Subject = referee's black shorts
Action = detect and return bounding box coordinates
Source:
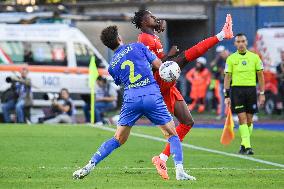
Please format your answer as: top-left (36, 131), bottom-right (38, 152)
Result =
top-left (231, 86), bottom-right (258, 114)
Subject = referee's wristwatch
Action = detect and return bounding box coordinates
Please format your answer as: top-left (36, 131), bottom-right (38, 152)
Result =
top-left (259, 91), bottom-right (265, 95)
top-left (223, 88), bottom-right (230, 98)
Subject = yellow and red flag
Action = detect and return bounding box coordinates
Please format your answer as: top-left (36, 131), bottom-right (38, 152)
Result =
top-left (220, 109), bottom-right (235, 145)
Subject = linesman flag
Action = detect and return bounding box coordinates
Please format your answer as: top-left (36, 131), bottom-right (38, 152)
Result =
top-left (88, 56), bottom-right (99, 124)
top-left (220, 109), bottom-right (235, 145)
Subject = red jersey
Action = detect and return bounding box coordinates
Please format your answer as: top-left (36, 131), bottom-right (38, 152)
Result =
top-left (138, 32), bottom-right (183, 113)
top-left (138, 33), bottom-right (176, 93)
top-left (138, 33), bottom-right (165, 59)
top-left (138, 32), bottom-right (220, 113)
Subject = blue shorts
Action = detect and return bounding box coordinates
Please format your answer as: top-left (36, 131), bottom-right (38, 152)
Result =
top-left (118, 93), bottom-right (173, 126)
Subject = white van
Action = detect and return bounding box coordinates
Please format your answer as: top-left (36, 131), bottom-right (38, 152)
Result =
top-left (254, 27), bottom-right (284, 72)
top-left (0, 24), bottom-right (108, 108)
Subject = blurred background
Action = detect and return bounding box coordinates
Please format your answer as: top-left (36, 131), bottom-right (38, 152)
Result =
top-left (0, 0), bottom-right (283, 126)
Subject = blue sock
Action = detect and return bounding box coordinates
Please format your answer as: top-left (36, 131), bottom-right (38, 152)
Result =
top-left (168, 135), bottom-right (183, 165)
top-left (91, 137), bottom-right (120, 165)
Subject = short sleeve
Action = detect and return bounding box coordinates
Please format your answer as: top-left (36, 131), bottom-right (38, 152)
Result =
top-left (139, 43), bottom-right (157, 64)
top-left (255, 55), bottom-right (264, 71)
top-left (225, 56), bottom-right (233, 73)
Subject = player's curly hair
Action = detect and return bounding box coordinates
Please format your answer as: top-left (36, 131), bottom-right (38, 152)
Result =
top-left (100, 25), bottom-right (120, 50)
top-left (132, 9), bottom-right (150, 29)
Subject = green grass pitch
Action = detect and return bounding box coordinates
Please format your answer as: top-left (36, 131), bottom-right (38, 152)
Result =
top-left (0, 124), bottom-right (283, 189)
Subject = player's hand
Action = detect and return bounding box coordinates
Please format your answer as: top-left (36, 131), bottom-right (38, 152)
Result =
top-left (156, 19), bottom-right (166, 33)
top-left (168, 46), bottom-right (179, 57)
top-left (259, 94), bottom-right (265, 107)
top-left (224, 98), bottom-right (231, 108)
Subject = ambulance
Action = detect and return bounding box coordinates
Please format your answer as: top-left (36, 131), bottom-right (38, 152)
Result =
top-left (254, 27), bottom-right (284, 114)
top-left (0, 24), bottom-right (108, 108)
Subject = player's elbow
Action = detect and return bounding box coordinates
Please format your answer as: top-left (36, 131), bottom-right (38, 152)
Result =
top-left (152, 58), bottom-right (162, 70)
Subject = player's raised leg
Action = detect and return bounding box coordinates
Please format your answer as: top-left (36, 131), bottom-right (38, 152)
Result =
top-left (153, 14), bottom-right (233, 166)
top-left (171, 14), bottom-right (233, 69)
top-left (73, 126), bottom-right (131, 179)
top-left (135, 11), bottom-right (233, 179)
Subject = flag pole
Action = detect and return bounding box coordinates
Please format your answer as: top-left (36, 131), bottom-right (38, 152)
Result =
top-left (90, 85), bottom-right (95, 124)
top-left (88, 56), bottom-right (99, 124)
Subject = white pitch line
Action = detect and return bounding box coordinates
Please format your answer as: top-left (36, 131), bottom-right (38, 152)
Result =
top-left (93, 125), bottom-right (284, 168)
top-left (56, 167), bottom-right (283, 171)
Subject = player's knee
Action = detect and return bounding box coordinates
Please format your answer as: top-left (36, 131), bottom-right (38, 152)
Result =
top-left (114, 134), bottom-right (128, 145)
top-left (187, 118), bottom-right (195, 127)
top-left (162, 129), bottom-right (174, 138)
top-left (182, 118), bottom-right (194, 127)
top-left (161, 127), bottom-right (177, 138)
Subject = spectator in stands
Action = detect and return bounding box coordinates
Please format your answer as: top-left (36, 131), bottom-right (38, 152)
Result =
top-left (210, 45), bottom-right (230, 119)
top-left (276, 49), bottom-right (284, 106)
top-left (186, 57), bottom-right (211, 113)
top-left (42, 88), bottom-right (74, 124)
top-left (1, 67), bottom-right (32, 123)
top-left (83, 76), bottom-right (117, 125)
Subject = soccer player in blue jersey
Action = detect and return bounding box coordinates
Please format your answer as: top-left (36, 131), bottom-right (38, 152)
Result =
top-left (73, 25), bottom-right (196, 181)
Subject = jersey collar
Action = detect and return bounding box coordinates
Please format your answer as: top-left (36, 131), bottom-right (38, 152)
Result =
top-left (114, 45), bottom-right (125, 53)
top-left (237, 50), bottom-right (247, 55)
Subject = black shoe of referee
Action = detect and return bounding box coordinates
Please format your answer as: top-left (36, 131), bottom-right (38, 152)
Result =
top-left (245, 148), bottom-right (254, 155)
top-left (238, 145), bottom-right (246, 154)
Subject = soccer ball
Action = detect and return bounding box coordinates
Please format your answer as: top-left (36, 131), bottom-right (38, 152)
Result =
top-left (159, 61), bottom-right (181, 82)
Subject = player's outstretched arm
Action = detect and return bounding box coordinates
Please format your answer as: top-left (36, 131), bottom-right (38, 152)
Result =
top-left (169, 14), bottom-right (233, 69)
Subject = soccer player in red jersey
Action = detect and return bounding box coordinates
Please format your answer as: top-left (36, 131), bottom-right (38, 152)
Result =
top-left (132, 10), bottom-right (233, 180)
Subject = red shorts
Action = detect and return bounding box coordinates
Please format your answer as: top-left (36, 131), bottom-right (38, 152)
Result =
top-left (154, 71), bottom-right (184, 113)
top-left (161, 86), bottom-right (184, 114)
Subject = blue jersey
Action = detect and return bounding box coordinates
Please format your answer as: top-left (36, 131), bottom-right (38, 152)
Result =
top-left (108, 43), bottom-right (160, 97)
top-left (108, 42), bottom-right (172, 126)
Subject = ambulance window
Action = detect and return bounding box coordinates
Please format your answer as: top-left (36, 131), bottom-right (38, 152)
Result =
top-left (74, 43), bottom-right (103, 67)
top-left (0, 41), bottom-right (24, 64)
top-left (30, 42), bottom-right (67, 66)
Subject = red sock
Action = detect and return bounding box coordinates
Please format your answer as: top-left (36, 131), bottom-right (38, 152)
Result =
top-left (162, 124), bottom-right (192, 157)
top-left (184, 36), bottom-right (219, 62)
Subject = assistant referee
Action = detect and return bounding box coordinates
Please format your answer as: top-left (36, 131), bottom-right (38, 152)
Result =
top-left (224, 33), bottom-right (265, 155)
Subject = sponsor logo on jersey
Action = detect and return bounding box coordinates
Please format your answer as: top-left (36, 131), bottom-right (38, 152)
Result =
top-left (157, 48), bottom-right (163, 53)
top-left (128, 77), bottom-right (150, 89)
